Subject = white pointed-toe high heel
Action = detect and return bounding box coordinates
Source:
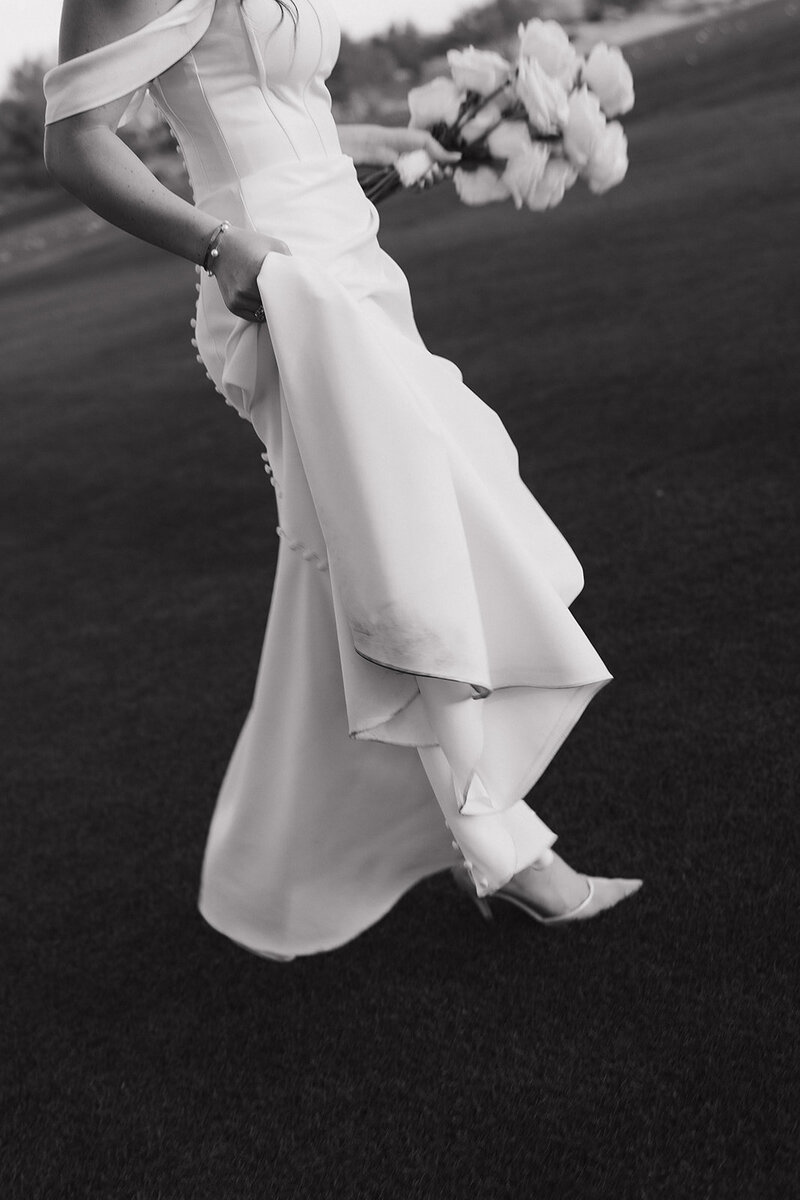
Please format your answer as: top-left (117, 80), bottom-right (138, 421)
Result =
top-left (451, 856), bottom-right (643, 926)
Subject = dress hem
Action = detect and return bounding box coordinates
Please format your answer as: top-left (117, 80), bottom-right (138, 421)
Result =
top-left (197, 854), bottom-right (458, 960)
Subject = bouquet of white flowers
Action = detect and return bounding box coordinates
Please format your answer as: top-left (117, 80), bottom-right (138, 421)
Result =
top-left (360, 19), bottom-right (635, 210)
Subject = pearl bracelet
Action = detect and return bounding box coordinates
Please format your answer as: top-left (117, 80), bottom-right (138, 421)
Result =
top-left (202, 220), bottom-right (230, 276)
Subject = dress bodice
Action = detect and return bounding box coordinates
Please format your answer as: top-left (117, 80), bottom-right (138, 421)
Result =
top-left (151, 0), bottom-right (342, 204)
top-left (45, 0), bottom-right (344, 206)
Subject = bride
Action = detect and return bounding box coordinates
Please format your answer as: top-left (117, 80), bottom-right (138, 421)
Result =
top-left (43, 0), bottom-right (641, 960)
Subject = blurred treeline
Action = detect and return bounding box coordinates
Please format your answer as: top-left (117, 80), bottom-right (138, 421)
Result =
top-left (0, 0), bottom-right (638, 202)
top-left (329, 0), bottom-right (608, 109)
top-left (0, 57), bottom-right (178, 204)
top-left (0, 60), bottom-right (51, 193)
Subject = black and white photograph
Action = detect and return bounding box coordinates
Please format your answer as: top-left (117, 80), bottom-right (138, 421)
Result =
top-left (1, 0), bottom-right (797, 1194)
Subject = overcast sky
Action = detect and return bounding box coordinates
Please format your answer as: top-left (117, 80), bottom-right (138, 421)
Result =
top-left (3, 0), bottom-right (476, 89)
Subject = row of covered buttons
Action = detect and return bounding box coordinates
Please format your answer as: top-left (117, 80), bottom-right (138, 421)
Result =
top-left (172, 114), bottom-right (244, 418)
top-left (189, 308), bottom-right (287, 500)
top-left (450, 837), bottom-right (490, 895)
top-left (260, 452), bottom-right (283, 500)
top-left (188, 257), bottom-right (327, 575)
top-left (275, 525), bottom-right (329, 572)
top-left (189, 305), bottom-right (248, 420)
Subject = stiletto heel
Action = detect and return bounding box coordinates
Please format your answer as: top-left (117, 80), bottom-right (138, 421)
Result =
top-left (451, 861), bottom-right (595, 925)
top-left (451, 855), bottom-right (642, 926)
top-left (450, 864), bottom-right (493, 921)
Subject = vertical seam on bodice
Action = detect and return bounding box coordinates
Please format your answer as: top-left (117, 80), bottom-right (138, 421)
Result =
top-left (148, 82), bottom-right (198, 189)
top-left (151, 54), bottom-right (237, 201)
top-left (237, 6), bottom-right (301, 160)
top-left (186, 50), bottom-right (243, 188)
top-left (301, 0), bottom-right (330, 157)
top-left (184, 52), bottom-right (262, 228)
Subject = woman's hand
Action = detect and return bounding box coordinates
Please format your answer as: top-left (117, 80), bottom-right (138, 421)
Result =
top-left (339, 123), bottom-right (462, 172)
top-left (210, 227), bottom-right (291, 321)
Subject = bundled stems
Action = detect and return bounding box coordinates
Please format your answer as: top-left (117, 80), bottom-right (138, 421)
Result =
top-left (359, 69), bottom-right (563, 206)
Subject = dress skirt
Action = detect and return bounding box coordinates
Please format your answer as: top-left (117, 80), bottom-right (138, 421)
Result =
top-left (194, 155), bottom-right (612, 958)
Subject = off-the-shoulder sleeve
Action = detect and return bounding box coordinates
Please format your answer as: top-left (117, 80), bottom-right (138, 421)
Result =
top-left (43, 0), bottom-right (216, 125)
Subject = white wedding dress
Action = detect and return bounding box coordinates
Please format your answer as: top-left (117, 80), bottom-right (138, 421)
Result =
top-left (44, 0), bottom-right (612, 958)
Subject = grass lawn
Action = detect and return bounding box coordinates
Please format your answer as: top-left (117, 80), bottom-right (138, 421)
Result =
top-left (1, 3), bottom-right (798, 1197)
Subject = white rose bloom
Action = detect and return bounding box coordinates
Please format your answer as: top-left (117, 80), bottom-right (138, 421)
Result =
top-left (396, 148), bottom-right (436, 188)
top-left (447, 46), bottom-right (512, 97)
top-left (562, 85), bottom-right (607, 168)
top-left (460, 100), bottom-right (504, 143)
top-left (517, 19), bottom-right (580, 92)
top-left (486, 119), bottom-right (533, 161)
top-left (585, 121), bottom-right (629, 194)
top-left (501, 142), bottom-right (550, 210)
top-left (515, 56), bottom-right (569, 134)
top-left (407, 77), bottom-right (463, 128)
top-left (453, 165), bottom-right (511, 206)
top-left (525, 157), bottom-right (578, 210)
top-left (582, 42), bottom-right (635, 117)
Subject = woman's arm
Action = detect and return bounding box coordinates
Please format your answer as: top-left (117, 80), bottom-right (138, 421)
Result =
top-left (44, 98), bottom-right (224, 266)
top-left (44, 0), bottom-right (290, 320)
top-left (337, 123), bottom-right (462, 169)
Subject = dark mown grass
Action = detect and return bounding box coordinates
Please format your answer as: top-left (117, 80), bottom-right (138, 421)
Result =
top-left (1, 4), bottom-right (798, 1197)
